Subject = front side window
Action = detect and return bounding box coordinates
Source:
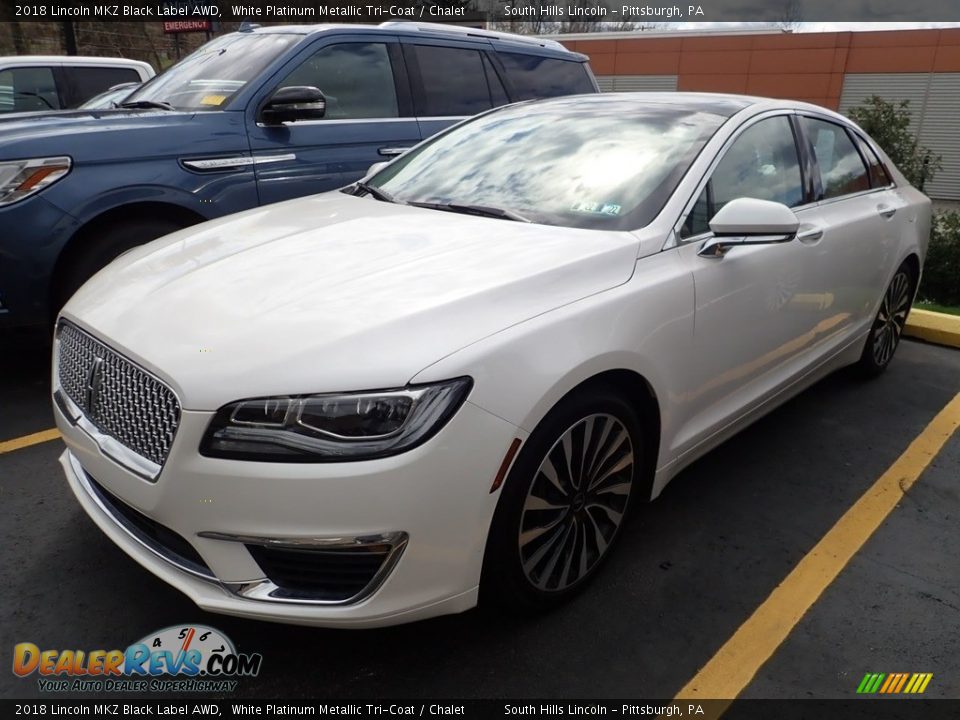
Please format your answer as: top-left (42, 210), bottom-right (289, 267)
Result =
top-left (412, 45), bottom-right (492, 117)
top-left (370, 97), bottom-right (727, 231)
top-left (499, 52), bottom-right (595, 100)
top-left (681, 116), bottom-right (803, 238)
top-left (0, 67), bottom-right (61, 112)
top-left (801, 117), bottom-right (871, 199)
top-left (277, 42), bottom-right (399, 120)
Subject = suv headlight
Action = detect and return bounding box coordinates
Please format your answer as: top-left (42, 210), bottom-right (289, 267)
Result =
top-left (0, 156), bottom-right (72, 206)
top-left (200, 377), bottom-right (472, 462)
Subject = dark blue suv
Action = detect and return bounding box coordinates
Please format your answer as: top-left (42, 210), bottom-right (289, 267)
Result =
top-left (0, 22), bottom-right (597, 328)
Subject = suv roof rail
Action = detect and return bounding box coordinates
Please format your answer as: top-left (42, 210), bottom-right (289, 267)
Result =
top-left (378, 21), bottom-right (569, 51)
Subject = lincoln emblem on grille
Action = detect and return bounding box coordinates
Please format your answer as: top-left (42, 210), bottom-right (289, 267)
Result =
top-left (85, 356), bottom-right (104, 411)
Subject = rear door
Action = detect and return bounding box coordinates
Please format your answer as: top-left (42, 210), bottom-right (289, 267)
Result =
top-left (400, 38), bottom-right (504, 140)
top-left (247, 34), bottom-right (421, 206)
top-left (796, 114), bottom-right (905, 339)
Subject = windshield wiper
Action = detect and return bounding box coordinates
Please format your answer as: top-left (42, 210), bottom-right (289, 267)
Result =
top-left (119, 100), bottom-right (174, 111)
top-left (408, 201), bottom-right (531, 223)
top-left (352, 181), bottom-right (400, 204)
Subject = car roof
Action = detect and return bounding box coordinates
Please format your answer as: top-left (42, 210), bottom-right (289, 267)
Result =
top-left (0, 55), bottom-right (153, 68)
top-left (245, 21), bottom-right (585, 59)
top-left (526, 92), bottom-right (850, 120)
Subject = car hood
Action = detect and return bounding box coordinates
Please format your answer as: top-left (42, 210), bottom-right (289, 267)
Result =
top-left (0, 110), bottom-right (228, 160)
top-left (63, 193), bottom-right (641, 410)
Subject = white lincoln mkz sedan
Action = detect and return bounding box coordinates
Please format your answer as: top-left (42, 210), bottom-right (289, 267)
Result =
top-left (54, 93), bottom-right (931, 627)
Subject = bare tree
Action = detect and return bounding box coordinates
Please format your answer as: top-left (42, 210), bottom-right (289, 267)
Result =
top-left (777, 0), bottom-right (803, 32)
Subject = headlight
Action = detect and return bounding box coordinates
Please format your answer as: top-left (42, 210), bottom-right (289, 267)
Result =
top-left (0, 156), bottom-right (72, 206)
top-left (200, 377), bottom-right (472, 462)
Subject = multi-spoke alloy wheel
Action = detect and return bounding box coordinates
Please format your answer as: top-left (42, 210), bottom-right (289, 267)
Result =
top-left (872, 270), bottom-right (911, 367)
top-left (481, 387), bottom-right (643, 610)
top-left (518, 414), bottom-right (634, 592)
top-left (859, 262), bottom-right (915, 376)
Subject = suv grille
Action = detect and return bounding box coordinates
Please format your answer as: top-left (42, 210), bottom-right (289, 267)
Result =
top-left (57, 321), bottom-right (181, 467)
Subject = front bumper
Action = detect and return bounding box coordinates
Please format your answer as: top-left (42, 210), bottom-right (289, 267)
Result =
top-left (57, 400), bottom-right (523, 628)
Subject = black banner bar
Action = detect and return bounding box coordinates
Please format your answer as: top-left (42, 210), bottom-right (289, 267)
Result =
top-left (4, 699), bottom-right (960, 720)
top-left (7, 0), bottom-right (960, 23)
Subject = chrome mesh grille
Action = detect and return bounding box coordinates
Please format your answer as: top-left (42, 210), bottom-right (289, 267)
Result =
top-left (56, 322), bottom-right (180, 467)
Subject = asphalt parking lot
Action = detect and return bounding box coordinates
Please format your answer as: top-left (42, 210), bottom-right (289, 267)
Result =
top-left (1, 327), bottom-right (958, 703)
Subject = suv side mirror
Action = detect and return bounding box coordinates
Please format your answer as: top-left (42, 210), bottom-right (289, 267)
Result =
top-left (260, 86), bottom-right (326, 126)
top-left (699, 198), bottom-right (799, 258)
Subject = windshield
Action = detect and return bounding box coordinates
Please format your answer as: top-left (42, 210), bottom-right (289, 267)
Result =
top-left (124, 32), bottom-right (300, 111)
top-left (370, 97), bottom-right (727, 231)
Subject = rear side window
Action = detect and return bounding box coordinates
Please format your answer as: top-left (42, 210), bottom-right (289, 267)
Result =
top-left (498, 52), bottom-right (594, 100)
top-left (854, 135), bottom-right (893, 188)
top-left (482, 54), bottom-right (509, 107)
top-left (801, 117), bottom-right (871, 199)
top-left (411, 45), bottom-right (492, 117)
top-left (64, 66), bottom-right (141, 107)
top-left (0, 67), bottom-right (61, 112)
top-left (277, 42), bottom-right (399, 120)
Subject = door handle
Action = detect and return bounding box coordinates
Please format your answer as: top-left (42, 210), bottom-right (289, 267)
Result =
top-left (877, 204), bottom-right (897, 219)
top-left (796, 226), bottom-right (823, 244)
top-left (378, 147), bottom-right (410, 157)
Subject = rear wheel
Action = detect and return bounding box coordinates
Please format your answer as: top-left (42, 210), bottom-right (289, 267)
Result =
top-left (858, 262), bottom-right (915, 376)
top-left (481, 387), bottom-right (642, 611)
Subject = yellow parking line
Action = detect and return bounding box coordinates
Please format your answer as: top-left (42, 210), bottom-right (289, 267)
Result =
top-left (0, 428), bottom-right (61, 455)
top-left (675, 391), bottom-right (960, 707)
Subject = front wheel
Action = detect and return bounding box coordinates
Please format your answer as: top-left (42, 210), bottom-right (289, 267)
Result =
top-left (54, 218), bottom-right (187, 315)
top-left (858, 262), bottom-right (915, 376)
top-left (481, 387), bottom-right (643, 611)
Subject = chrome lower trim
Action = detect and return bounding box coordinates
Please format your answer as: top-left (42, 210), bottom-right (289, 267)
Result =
top-left (69, 451), bottom-right (215, 581)
top-left (69, 451), bottom-right (407, 606)
top-left (208, 531), bottom-right (409, 606)
top-left (56, 389), bottom-right (162, 481)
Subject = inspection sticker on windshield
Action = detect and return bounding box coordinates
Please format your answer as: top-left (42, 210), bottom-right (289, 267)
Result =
top-left (571, 201), bottom-right (621, 216)
top-left (200, 95), bottom-right (227, 106)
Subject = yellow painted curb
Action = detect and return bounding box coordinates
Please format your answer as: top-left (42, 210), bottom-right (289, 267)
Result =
top-left (904, 309), bottom-right (960, 349)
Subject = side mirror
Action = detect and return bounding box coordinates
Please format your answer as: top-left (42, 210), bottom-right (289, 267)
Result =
top-left (700, 198), bottom-right (799, 258)
top-left (260, 86), bottom-right (325, 126)
top-left (366, 161), bottom-right (390, 177)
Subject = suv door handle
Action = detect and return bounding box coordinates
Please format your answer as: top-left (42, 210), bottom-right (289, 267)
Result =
top-left (796, 226), bottom-right (823, 244)
top-left (378, 147), bottom-right (410, 157)
top-left (877, 204), bottom-right (897, 219)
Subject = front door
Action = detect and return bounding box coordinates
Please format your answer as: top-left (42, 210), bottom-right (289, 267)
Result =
top-left (671, 114), bottom-right (830, 454)
top-left (247, 36), bottom-right (421, 206)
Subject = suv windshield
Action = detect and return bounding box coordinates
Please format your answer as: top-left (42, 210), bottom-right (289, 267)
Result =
top-left (124, 32), bottom-right (300, 111)
top-left (370, 97), bottom-right (727, 231)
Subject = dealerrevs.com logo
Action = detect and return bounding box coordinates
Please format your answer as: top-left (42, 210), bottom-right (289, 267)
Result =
top-left (13, 625), bottom-right (262, 693)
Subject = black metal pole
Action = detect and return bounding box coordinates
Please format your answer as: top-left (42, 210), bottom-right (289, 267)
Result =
top-left (62, 21), bottom-right (78, 55)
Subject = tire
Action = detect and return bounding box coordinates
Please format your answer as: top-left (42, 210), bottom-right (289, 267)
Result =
top-left (857, 261), bottom-right (916, 377)
top-left (55, 218), bottom-right (186, 314)
top-left (481, 385), bottom-right (643, 612)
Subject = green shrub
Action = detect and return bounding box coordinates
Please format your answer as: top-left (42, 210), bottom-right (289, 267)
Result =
top-left (847, 96), bottom-right (942, 190)
top-left (918, 211), bottom-right (960, 307)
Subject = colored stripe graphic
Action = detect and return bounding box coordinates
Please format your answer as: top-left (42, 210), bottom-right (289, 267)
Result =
top-left (857, 673), bottom-right (932, 694)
